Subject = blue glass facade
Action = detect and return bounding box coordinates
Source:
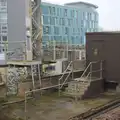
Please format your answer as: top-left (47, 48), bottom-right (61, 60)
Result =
top-left (41, 2), bottom-right (98, 46)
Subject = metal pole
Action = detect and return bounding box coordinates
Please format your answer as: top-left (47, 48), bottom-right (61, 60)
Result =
top-left (72, 61), bottom-right (74, 80)
top-left (31, 65), bottom-right (35, 89)
top-left (38, 64), bottom-right (41, 87)
top-left (58, 79), bottom-right (60, 96)
top-left (25, 92), bottom-right (27, 120)
top-left (4, 42), bottom-right (8, 96)
top-left (100, 61), bottom-right (102, 79)
top-left (67, 40), bottom-right (68, 59)
top-left (90, 63), bottom-right (92, 81)
top-left (53, 41), bottom-right (56, 61)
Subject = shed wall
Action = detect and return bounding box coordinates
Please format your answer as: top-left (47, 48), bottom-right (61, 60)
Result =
top-left (86, 33), bottom-right (120, 83)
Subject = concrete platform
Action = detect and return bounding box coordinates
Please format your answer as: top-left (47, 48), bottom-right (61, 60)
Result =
top-left (7, 60), bottom-right (42, 66)
top-left (1, 91), bottom-right (120, 120)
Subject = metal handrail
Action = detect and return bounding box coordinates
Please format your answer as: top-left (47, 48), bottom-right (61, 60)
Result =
top-left (58, 61), bottom-right (73, 96)
top-left (80, 62), bottom-right (91, 78)
top-left (59, 61), bottom-right (73, 81)
top-left (85, 61), bottom-right (103, 81)
top-left (80, 61), bottom-right (102, 81)
top-left (60, 70), bottom-right (72, 89)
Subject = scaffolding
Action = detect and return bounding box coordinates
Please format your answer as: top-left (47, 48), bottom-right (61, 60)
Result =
top-left (31, 0), bottom-right (43, 61)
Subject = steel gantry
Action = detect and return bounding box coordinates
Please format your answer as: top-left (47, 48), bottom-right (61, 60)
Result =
top-left (30, 0), bottom-right (43, 61)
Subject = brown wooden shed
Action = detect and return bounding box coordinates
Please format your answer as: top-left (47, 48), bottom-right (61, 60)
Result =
top-left (86, 32), bottom-right (120, 84)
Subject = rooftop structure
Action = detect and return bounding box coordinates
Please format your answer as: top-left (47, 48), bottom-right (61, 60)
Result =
top-left (65, 1), bottom-right (98, 8)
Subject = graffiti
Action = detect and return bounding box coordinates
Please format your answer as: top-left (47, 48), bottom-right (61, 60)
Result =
top-left (7, 68), bottom-right (20, 95)
top-left (7, 67), bottom-right (28, 95)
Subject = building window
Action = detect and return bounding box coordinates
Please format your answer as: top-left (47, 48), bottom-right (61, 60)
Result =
top-left (81, 20), bottom-right (83, 27)
top-left (43, 26), bottom-right (50, 34)
top-left (59, 18), bottom-right (62, 25)
top-left (78, 28), bottom-right (80, 35)
top-left (89, 13), bottom-right (92, 20)
top-left (81, 28), bottom-right (83, 33)
top-left (0, 0), bottom-right (7, 6)
top-left (92, 13), bottom-right (94, 20)
top-left (87, 21), bottom-right (90, 28)
top-left (54, 36), bottom-right (57, 40)
top-left (2, 36), bottom-right (7, 41)
top-left (57, 8), bottom-right (59, 16)
top-left (75, 11), bottom-right (78, 18)
top-left (83, 21), bottom-right (86, 27)
top-left (55, 17), bottom-right (58, 25)
top-left (64, 9), bottom-right (67, 16)
top-left (52, 7), bottom-right (55, 15)
top-left (50, 17), bottom-right (55, 25)
top-left (62, 18), bottom-right (65, 25)
top-left (87, 13), bottom-right (89, 20)
top-left (59, 8), bottom-right (62, 16)
top-left (2, 30), bottom-right (7, 34)
top-left (72, 10), bottom-right (75, 17)
top-left (85, 12), bottom-right (87, 19)
top-left (54, 26), bottom-right (59, 35)
top-left (71, 10), bottom-right (75, 17)
top-left (65, 27), bottom-right (69, 35)
top-left (83, 12), bottom-right (85, 19)
top-left (68, 19), bottom-right (70, 26)
top-left (48, 6), bottom-right (51, 14)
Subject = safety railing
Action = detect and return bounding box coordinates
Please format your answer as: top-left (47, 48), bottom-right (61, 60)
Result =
top-left (58, 61), bottom-right (73, 96)
top-left (80, 60), bottom-right (103, 82)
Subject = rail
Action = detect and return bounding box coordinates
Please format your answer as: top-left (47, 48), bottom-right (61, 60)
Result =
top-left (79, 60), bottom-right (103, 82)
top-left (58, 61), bottom-right (73, 96)
top-left (59, 61), bottom-right (73, 81)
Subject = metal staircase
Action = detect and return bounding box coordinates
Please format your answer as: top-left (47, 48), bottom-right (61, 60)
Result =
top-left (64, 61), bottom-right (103, 99)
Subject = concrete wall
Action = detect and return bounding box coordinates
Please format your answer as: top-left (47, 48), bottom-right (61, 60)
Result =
top-left (7, 0), bottom-right (33, 60)
top-left (7, 0), bottom-right (26, 51)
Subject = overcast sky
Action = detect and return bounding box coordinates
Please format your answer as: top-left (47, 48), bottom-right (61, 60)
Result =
top-left (42, 0), bottom-right (120, 30)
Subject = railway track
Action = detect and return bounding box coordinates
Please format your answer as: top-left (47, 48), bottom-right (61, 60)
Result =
top-left (68, 97), bottom-right (120, 120)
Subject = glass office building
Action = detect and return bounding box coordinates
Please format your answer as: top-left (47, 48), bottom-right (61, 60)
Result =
top-left (0, 1), bottom-right (98, 53)
top-left (42, 2), bottom-right (99, 46)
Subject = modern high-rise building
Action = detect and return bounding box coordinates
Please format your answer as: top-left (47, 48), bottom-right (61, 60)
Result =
top-left (42, 2), bottom-right (99, 46)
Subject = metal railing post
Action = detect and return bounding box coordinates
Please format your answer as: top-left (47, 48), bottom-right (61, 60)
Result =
top-left (90, 63), bottom-right (92, 81)
top-left (58, 79), bottom-right (60, 96)
top-left (100, 61), bottom-right (103, 79)
top-left (25, 92), bottom-right (27, 120)
top-left (72, 61), bottom-right (74, 80)
top-left (38, 64), bottom-right (41, 87)
top-left (31, 65), bottom-right (35, 89)
top-left (53, 41), bottom-right (56, 61)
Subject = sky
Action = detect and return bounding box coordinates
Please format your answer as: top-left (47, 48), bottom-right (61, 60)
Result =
top-left (42, 0), bottom-right (120, 30)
